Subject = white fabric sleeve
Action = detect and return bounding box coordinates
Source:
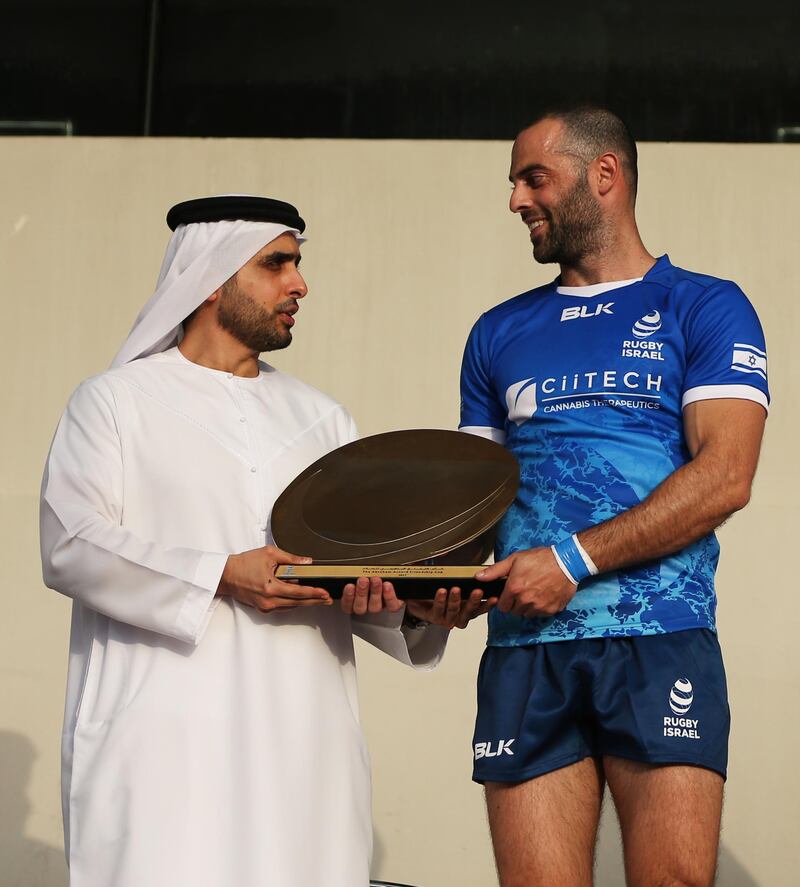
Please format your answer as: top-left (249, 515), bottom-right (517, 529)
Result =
top-left (40, 379), bottom-right (228, 645)
top-left (351, 608), bottom-right (449, 670)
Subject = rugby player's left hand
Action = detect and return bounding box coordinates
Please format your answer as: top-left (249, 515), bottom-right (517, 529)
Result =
top-left (476, 548), bottom-right (577, 618)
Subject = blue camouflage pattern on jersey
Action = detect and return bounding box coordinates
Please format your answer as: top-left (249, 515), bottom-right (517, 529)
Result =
top-left (490, 421), bottom-right (719, 645)
top-left (459, 255), bottom-right (769, 646)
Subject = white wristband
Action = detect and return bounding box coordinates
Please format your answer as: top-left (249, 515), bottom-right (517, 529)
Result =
top-left (572, 534), bottom-right (599, 576)
top-left (550, 545), bottom-right (579, 585)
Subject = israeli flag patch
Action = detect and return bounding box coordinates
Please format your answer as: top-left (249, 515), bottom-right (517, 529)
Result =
top-left (731, 343), bottom-right (767, 380)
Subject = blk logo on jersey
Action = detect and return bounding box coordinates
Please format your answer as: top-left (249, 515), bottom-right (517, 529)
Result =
top-left (474, 739), bottom-right (516, 759)
top-left (560, 302), bottom-right (614, 322)
top-left (663, 678), bottom-right (701, 740)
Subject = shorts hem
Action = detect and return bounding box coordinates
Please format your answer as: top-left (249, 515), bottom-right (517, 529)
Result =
top-left (599, 747), bottom-right (727, 781)
top-left (472, 750), bottom-right (593, 785)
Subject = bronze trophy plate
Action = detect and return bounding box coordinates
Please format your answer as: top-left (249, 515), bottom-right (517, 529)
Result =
top-left (272, 429), bottom-right (518, 598)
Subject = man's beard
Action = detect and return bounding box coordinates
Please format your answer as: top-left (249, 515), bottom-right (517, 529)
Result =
top-left (533, 172), bottom-right (604, 266)
top-left (217, 278), bottom-right (294, 353)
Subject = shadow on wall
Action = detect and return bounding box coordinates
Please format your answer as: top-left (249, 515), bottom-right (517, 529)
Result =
top-left (1, 731), bottom-right (68, 887)
top-left (716, 846), bottom-right (762, 886)
top-left (371, 827), bottom-right (386, 878)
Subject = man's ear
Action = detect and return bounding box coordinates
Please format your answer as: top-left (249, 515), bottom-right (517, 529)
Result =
top-left (595, 151), bottom-right (621, 198)
top-left (184, 292), bottom-right (218, 331)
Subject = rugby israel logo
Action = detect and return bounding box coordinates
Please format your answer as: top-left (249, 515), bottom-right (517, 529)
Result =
top-left (668, 678), bottom-right (694, 715)
top-left (632, 310), bottom-right (662, 338)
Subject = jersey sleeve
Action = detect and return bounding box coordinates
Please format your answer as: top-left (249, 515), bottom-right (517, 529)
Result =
top-left (681, 281), bottom-right (770, 412)
top-left (459, 315), bottom-right (506, 439)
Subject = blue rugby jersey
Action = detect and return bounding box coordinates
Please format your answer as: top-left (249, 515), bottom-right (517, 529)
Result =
top-left (459, 255), bottom-right (769, 646)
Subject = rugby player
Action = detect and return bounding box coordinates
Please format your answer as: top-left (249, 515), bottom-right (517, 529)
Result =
top-left (461, 107), bottom-right (769, 887)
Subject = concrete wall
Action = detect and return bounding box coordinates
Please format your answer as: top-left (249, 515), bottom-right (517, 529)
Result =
top-left (1, 137), bottom-right (797, 886)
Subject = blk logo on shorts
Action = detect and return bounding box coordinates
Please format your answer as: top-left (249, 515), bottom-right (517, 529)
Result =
top-left (474, 739), bottom-right (515, 759)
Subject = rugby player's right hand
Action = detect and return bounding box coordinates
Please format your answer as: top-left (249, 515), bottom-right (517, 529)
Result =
top-left (217, 545), bottom-right (332, 612)
top-left (476, 547), bottom-right (577, 618)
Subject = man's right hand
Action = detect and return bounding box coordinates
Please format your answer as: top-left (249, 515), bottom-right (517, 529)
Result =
top-left (216, 545), bottom-right (332, 612)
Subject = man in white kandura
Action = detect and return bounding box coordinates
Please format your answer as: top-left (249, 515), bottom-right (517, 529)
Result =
top-left (40, 195), bottom-right (488, 887)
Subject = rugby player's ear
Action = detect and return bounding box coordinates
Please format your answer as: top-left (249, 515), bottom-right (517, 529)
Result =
top-left (595, 151), bottom-right (621, 198)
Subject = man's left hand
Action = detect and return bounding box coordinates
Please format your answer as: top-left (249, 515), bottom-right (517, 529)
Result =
top-left (476, 547), bottom-right (577, 618)
top-left (340, 576), bottom-right (405, 616)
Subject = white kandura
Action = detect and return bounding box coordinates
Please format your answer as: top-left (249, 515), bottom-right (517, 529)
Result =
top-left (41, 346), bottom-right (448, 887)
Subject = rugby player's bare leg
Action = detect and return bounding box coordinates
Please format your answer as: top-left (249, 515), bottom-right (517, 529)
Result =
top-left (604, 756), bottom-right (723, 887)
top-left (485, 756), bottom-right (604, 887)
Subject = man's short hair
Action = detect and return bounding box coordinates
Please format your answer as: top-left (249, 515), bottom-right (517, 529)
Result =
top-left (526, 106), bottom-right (639, 200)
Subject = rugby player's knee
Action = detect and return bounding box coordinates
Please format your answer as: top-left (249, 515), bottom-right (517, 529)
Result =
top-left (633, 865), bottom-right (716, 887)
top-left (658, 878), bottom-right (713, 887)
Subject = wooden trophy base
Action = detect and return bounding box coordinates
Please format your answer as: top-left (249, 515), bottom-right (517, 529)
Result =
top-left (275, 564), bottom-right (504, 599)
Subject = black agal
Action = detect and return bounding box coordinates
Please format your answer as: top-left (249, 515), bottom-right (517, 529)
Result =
top-left (166, 196), bottom-right (305, 232)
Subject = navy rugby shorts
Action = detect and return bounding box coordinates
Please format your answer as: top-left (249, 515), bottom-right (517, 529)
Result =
top-left (472, 629), bottom-right (729, 783)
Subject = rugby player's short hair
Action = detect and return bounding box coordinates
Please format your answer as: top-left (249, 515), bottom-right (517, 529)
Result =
top-left (527, 106), bottom-right (639, 201)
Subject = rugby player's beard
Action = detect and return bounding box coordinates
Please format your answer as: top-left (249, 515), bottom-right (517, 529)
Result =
top-left (217, 278), bottom-right (295, 353)
top-left (532, 171), bottom-right (604, 266)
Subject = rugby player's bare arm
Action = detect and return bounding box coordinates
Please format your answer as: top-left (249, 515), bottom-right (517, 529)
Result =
top-left (578, 397), bottom-right (766, 572)
top-left (477, 398), bottom-right (765, 618)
